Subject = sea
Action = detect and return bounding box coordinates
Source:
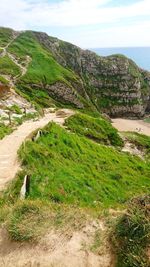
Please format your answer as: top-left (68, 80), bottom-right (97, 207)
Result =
top-left (91, 47), bottom-right (150, 72)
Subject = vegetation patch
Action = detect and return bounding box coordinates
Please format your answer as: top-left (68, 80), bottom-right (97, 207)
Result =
top-left (16, 85), bottom-right (58, 108)
top-left (0, 55), bottom-right (21, 77)
top-left (65, 113), bottom-right (123, 147)
top-left (113, 195), bottom-right (150, 267)
top-left (0, 122), bottom-right (12, 139)
top-left (7, 104), bottom-right (22, 114)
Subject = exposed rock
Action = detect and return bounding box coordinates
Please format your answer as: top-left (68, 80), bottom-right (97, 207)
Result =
top-left (46, 82), bottom-right (84, 108)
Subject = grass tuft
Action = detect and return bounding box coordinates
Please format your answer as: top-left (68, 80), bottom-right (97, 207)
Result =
top-left (0, 123), bottom-right (12, 139)
top-left (113, 195), bottom-right (150, 267)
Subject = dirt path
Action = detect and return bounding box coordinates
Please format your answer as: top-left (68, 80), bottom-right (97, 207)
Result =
top-left (7, 52), bottom-right (31, 78)
top-left (112, 118), bottom-right (150, 136)
top-left (0, 109), bottom-right (74, 191)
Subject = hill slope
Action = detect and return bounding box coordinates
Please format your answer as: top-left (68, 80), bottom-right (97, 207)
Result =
top-left (0, 27), bottom-right (150, 117)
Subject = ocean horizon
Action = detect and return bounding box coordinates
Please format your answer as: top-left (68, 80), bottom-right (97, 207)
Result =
top-left (91, 47), bottom-right (150, 71)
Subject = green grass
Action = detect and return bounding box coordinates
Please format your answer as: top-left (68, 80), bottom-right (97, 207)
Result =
top-left (0, 27), bottom-right (13, 47)
top-left (5, 122), bottom-right (150, 208)
top-left (0, 123), bottom-right (12, 139)
top-left (114, 195), bottom-right (150, 267)
top-left (0, 55), bottom-right (21, 77)
top-left (65, 113), bottom-right (123, 147)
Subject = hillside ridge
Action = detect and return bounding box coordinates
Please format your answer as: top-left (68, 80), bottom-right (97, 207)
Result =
top-left (0, 27), bottom-right (150, 117)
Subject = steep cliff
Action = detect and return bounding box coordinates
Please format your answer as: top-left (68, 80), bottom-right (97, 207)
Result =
top-left (0, 27), bottom-right (150, 117)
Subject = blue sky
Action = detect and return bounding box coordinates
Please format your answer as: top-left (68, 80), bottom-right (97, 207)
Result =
top-left (0, 0), bottom-right (150, 48)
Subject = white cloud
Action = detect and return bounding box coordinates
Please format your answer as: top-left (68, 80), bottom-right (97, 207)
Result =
top-left (0, 0), bottom-right (149, 47)
top-left (71, 20), bottom-right (150, 48)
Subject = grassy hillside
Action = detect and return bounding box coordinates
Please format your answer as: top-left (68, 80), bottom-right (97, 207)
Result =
top-left (0, 27), bottom-right (149, 117)
top-left (0, 27), bottom-right (150, 266)
top-left (6, 122), bottom-right (150, 208)
top-left (8, 31), bottom-right (78, 85)
top-left (6, 31), bottom-right (84, 108)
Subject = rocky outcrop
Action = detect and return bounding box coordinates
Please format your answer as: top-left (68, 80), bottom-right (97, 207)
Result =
top-left (46, 82), bottom-right (84, 108)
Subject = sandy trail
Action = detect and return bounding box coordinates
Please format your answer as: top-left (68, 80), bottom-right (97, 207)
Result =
top-left (0, 109), bottom-right (74, 191)
top-left (112, 118), bottom-right (150, 136)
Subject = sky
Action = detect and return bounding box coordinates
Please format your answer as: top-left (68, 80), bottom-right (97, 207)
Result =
top-left (0, 0), bottom-right (150, 48)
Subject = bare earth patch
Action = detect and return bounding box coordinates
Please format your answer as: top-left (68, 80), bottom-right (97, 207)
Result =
top-left (122, 141), bottom-right (145, 159)
top-left (112, 118), bottom-right (150, 136)
top-left (0, 219), bottom-right (115, 267)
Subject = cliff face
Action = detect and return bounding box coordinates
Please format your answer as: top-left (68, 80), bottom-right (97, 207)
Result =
top-left (0, 27), bottom-right (150, 118)
top-left (34, 32), bottom-right (150, 118)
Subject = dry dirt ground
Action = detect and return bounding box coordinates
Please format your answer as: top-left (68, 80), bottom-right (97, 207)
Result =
top-left (112, 118), bottom-right (150, 136)
top-left (0, 220), bottom-right (115, 267)
top-left (112, 118), bottom-right (150, 157)
top-left (0, 109), bottom-right (74, 191)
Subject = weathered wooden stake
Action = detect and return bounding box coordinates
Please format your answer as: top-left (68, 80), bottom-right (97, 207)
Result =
top-left (20, 175), bottom-right (30, 200)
